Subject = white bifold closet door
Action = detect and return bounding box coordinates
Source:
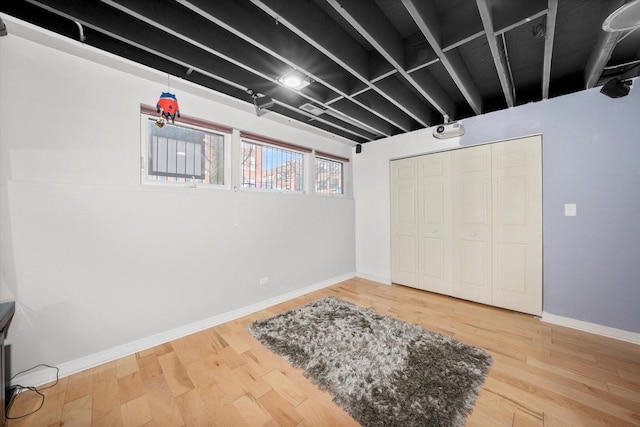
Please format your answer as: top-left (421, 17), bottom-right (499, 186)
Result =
top-left (391, 135), bottom-right (542, 315)
top-left (390, 157), bottom-right (419, 288)
top-left (452, 144), bottom-right (493, 305)
top-left (418, 152), bottom-right (452, 295)
top-left (489, 136), bottom-right (542, 315)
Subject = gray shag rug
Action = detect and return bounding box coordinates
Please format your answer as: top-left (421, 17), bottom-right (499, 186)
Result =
top-left (248, 296), bottom-right (492, 427)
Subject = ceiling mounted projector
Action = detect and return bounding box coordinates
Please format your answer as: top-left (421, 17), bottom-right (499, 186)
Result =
top-left (433, 122), bottom-right (464, 139)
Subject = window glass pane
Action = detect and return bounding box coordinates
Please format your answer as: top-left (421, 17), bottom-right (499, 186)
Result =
top-left (315, 157), bottom-right (343, 194)
top-left (147, 120), bottom-right (225, 185)
top-left (241, 140), bottom-right (304, 191)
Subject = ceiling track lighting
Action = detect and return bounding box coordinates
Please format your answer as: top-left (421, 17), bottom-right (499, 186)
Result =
top-left (247, 89), bottom-right (274, 117)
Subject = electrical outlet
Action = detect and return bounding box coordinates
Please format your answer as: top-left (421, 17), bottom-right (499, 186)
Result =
top-left (259, 277), bottom-right (269, 285)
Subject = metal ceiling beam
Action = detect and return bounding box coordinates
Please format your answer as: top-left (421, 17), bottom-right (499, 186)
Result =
top-left (403, 0), bottom-right (483, 116)
top-left (542, 0), bottom-right (558, 99)
top-left (105, 0), bottom-right (394, 139)
top-left (249, 0), bottom-right (437, 129)
top-left (325, 0), bottom-right (455, 119)
top-left (584, 0), bottom-right (626, 89)
top-left (26, 0), bottom-right (373, 142)
top-left (176, 0), bottom-right (406, 136)
top-left (476, 0), bottom-right (515, 108)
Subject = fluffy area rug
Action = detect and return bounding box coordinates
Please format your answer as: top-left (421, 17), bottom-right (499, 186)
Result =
top-left (248, 296), bottom-right (492, 427)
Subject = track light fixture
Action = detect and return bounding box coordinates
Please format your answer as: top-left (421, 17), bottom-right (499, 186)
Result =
top-left (247, 89), bottom-right (274, 117)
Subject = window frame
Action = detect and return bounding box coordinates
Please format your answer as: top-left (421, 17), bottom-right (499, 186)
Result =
top-left (140, 111), bottom-right (231, 190)
top-left (139, 106), bottom-right (351, 197)
top-left (239, 133), bottom-right (309, 194)
top-left (314, 151), bottom-right (349, 197)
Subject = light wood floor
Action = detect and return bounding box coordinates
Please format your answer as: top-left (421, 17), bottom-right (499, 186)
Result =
top-left (7, 278), bottom-right (640, 426)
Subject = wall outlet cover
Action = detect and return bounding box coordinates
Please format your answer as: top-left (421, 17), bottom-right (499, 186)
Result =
top-left (564, 203), bottom-right (577, 216)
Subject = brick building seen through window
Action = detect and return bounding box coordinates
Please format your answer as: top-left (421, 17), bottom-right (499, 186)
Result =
top-left (241, 140), bottom-right (343, 194)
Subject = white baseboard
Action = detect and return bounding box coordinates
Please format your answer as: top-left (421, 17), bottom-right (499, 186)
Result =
top-left (541, 312), bottom-right (640, 345)
top-left (12, 272), bottom-right (356, 388)
top-left (356, 272), bottom-right (391, 285)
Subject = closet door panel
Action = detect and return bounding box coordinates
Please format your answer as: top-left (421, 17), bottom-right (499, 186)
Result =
top-left (492, 136), bottom-right (543, 315)
top-left (418, 153), bottom-right (452, 294)
top-left (452, 145), bottom-right (492, 305)
top-left (391, 157), bottom-right (419, 287)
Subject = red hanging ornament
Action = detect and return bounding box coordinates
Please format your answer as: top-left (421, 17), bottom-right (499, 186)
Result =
top-left (156, 92), bottom-right (180, 123)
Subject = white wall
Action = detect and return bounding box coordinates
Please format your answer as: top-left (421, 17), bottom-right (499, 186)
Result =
top-left (0, 17), bottom-right (355, 379)
top-left (354, 83), bottom-right (640, 335)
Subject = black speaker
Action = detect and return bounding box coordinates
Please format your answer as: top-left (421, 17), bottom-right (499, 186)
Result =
top-left (600, 78), bottom-right (631, 98)
top-left (355, 144), bottom-right (362, 154)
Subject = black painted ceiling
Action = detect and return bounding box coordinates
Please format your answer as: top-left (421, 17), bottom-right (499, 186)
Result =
top-left (2, 0), bottom-right (639, 143)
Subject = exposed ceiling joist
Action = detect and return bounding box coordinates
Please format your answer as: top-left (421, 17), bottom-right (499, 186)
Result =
top-left (325, 0), bottom-right (455, 120)
top-left (175, 0), bottom-right (398, 138)
top-left (249, 0), bottom-right (437, 131)
top-left (476, 0), bottom-right (516, 108)
top-left (542, 0), bottom-right (558, 99)
top-left (403, 0), bottom-right (483, 115)
top-left (3, 0), bottom-right (638, 144)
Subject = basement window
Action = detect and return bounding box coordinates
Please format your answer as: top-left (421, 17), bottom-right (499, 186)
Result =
top-left (315, 155), bottom-right (344, 194)
top-left (240, 132), bottom-right (307, 192)
top-left (141, 106), bottom-right (231, 187)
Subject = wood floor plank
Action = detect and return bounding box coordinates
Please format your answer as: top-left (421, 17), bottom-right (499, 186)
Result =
top-left (60, 394), bottom-right (92, 427)
top-left (136, 353), bottom-right (162, 382)
top-left (198, 384), bottom-right (250, 427)
top-left (115, 354), bottom-right (139, 379)
top-left (262, 370), bottom-right (308, 407)
top-left (91, 378), bottom-right (121, 425)
top-left (233, 394), bottom-right (274, 426)
top-left (157, 351), bottom-right (195, 398)
top-left (63, 369), bottom-right (93, 404)
top-left (216, 345), bottom-right (247, 370)
top-left (174, 388), bottom-right (216, 427)
top-left (117, 372), bottom-right (145, 405)
top-left (258, 389), bottom-right (304, 426)
top-left (143, 373), bottom-right (185, 426)
top-left (120, 395), bottom-right (152, 426)
top-left (232, 363), bottom-right (273, 398)
top-left (233, 394), bottom-right (273, 426)
top-left (7, 278), bottom-right (640, 426)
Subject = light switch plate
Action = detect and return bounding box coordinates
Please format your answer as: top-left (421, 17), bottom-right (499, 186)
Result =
top-left (564, 203), bottom-right (577, 216)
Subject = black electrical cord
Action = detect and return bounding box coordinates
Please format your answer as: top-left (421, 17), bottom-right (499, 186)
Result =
top-left (5, 364), bottom-right (59, 420)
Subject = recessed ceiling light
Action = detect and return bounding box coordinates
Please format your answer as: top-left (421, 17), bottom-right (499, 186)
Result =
top-left (278, 71), bottom-right (311, 90)
top-left (283, 75), bottom-right (302, 87)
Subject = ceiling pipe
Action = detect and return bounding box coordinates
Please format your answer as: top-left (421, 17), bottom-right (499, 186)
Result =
top-left (584, 0), bottom-right (626, 89)
top-left (73, 20), bottom-right (86, 42)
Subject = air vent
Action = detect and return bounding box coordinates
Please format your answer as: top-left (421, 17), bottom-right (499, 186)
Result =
top-left (299, 103), bottom-right (326, 116)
